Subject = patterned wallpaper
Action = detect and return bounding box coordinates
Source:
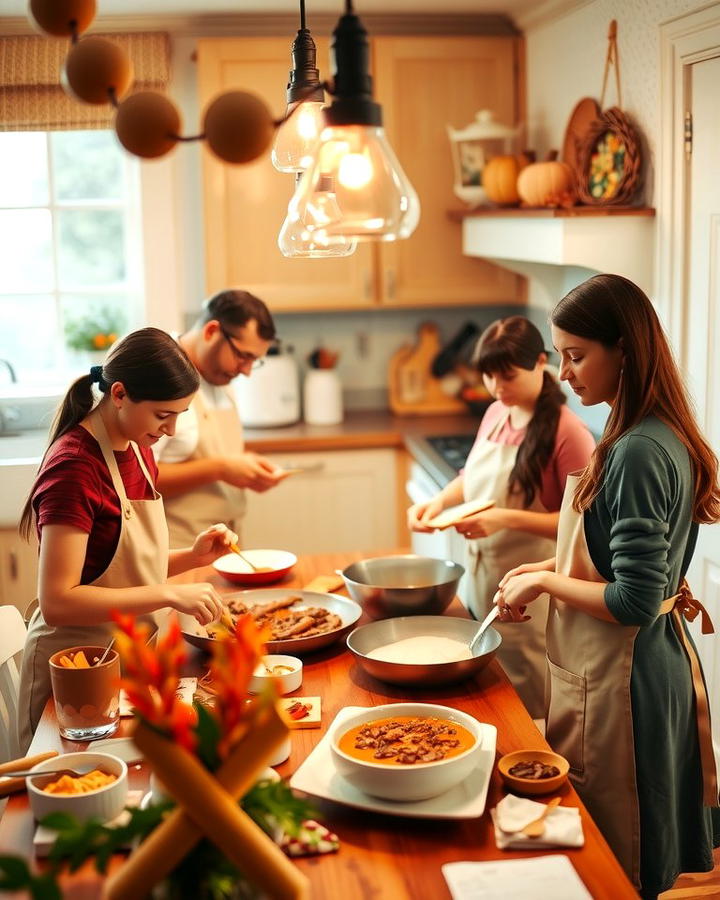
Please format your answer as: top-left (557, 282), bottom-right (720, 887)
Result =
top-left (525, 0), bottom-right (704, 203)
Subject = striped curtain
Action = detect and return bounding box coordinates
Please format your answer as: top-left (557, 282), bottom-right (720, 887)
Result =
top-left (0, 32), bottom-right (170, 131)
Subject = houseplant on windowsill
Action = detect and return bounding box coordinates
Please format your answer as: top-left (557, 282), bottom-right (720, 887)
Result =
top-left (63, 305), bottom-right (126, 368)
top-left (0, 613), bottom-right (337, 900)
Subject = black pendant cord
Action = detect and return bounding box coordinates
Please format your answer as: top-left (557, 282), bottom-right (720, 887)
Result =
top-left (345, 0), bottom-right (354, 13)
top-left (300, 0), bottom-right (306, 30)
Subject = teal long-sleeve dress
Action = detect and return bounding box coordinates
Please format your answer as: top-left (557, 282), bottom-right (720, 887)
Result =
top-left (583, 416), bottom-right (720, 898)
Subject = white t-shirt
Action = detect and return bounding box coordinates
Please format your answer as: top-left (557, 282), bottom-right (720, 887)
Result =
top-left (153, 378), bottom-right (236, 464)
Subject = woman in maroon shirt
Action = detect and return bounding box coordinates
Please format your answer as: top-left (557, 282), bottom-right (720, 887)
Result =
top-left (17, 327), bottom-right (236, 750)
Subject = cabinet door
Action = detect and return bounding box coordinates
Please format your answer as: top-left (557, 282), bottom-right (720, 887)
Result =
top-left (242, 448), bottom-right (398, 554)
top-left (197, 38), bottom-right (375, 312)
top-left (372, 36), bottom-right (525, 307)
top-left (0, 529), bottom-right (38, 614)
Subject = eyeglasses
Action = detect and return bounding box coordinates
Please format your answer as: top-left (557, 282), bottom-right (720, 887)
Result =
top-left (219, 325), bottom-right (265, 369)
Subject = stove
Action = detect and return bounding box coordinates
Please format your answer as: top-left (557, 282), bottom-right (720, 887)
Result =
top-left (426, 434), bottom-right (476, 473)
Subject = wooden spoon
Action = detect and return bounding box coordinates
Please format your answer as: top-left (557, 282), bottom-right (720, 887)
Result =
top-left (229, 542), bottom-right (259, 572)
top-left (521, 796), bottom-right (562, 837)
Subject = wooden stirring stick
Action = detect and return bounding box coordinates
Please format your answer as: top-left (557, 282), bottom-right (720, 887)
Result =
top-left (0, 750), bottom-right (59, 798)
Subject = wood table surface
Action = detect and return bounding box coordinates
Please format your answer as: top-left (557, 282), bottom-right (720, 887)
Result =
top-left (0, 551), bottom-right (639, 899)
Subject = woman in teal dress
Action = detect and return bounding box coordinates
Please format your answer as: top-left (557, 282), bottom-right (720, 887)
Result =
top-left (495, 274), bottom-right (720, 899)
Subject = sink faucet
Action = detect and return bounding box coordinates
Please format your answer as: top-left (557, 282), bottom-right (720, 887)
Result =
top-left (0, 358), bottom-right (17, 383)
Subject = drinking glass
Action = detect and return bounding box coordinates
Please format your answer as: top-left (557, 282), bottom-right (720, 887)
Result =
top-left (49, 645), bottom-right (121, 741)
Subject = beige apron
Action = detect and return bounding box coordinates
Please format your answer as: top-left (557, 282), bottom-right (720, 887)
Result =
top-left (546, 472), bottom-right (718, 888)
top-left (18, 409), bottom-right (169, 753)
top-left (162, 386), bottom-right (246, 548)
top-left (463, 410), bottom-right (556, 719)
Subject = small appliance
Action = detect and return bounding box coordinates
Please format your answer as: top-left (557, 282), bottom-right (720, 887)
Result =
top-left (233, 346), bottom-right (300, 427)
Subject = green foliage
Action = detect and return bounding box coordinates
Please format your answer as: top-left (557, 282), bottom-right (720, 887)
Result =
top-left (242, 778), bottom-right (317, 840)
top-left (0, 855), bottom-right (62, 900)
top-left (194, 701), bottom-right (223, 772)
top-left (63, 303), bottom-right (126, 351)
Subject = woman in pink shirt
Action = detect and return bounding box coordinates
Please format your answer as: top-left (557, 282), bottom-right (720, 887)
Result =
top-left (408, 316), bottom-right (594, 717)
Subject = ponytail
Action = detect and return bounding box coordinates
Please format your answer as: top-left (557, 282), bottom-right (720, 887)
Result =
top-left (509, 371), bottom-right (566, 507)
top-left (19, 374), bottom-right (99, 539)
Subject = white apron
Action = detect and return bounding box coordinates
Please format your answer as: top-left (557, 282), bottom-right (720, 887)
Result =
top-left (162, 386), bottom-right (246, 548)
top-left (18, 410), bottom-right (170, 752)
top-left (463, 410), bottom-right (556, 719)
top-left (546, 472), bottom-right (718, 888)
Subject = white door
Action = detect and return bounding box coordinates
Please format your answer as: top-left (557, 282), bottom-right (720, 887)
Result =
top-left (684, 54), bottom-right (720, 732)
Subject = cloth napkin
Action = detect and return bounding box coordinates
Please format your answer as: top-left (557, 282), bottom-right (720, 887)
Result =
top-left (492, 794), bottom-right (585, 850)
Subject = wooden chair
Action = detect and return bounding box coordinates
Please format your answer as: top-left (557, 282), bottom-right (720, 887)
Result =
top-left (0, 605), bottom-right (27, 765)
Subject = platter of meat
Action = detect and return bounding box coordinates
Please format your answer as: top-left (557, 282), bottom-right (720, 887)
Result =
top-left (181, 589), bottom-right (362, 655)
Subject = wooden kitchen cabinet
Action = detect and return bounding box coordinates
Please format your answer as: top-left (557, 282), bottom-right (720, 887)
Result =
top-left (242, 448), bottom-right (400, 554)
top-left (0, 528), bottom-right (37, 614)
top-left (197, 34), bottom-right (524, 311)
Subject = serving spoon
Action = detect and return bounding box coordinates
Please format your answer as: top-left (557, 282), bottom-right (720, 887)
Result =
top-left (521, 796), bottom-right (562, 837)
top-left (469, 606), bottom-right (500, 656)
top-left (229, 542), bottom-right (260, 572)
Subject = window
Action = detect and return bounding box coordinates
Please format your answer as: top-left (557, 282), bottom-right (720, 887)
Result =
top-left (0, 130), bottom-right (143, 383)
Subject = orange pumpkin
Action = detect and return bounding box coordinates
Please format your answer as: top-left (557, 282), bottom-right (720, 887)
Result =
top-left (517, 161), bottom-right (575, 208)
top-left (482, 154), bottom-right (529, 206)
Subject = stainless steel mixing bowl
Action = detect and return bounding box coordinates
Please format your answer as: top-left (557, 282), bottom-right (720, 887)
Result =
top-left (346, 615), bottom-right (501, 686)
top-left (340, 554), bottom-right (465, 619)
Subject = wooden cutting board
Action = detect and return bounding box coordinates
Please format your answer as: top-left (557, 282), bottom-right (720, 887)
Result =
top-left (388, 322), bottom-right (467, 416)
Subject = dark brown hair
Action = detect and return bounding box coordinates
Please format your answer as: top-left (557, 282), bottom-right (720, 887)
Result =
top-left (194, 289), bottom-right (276, 341)
top-left (551, 274), bottom-right (720, 523)
top-left (475, 316), bottom-right (566, 508)
top-left (20, 327), bottom-right (199, 539)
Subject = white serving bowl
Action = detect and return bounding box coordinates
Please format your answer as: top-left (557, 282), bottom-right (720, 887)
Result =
top-left (212, 549), bottom-right (297, 586)
top-left (329, 702), bottom-right (482, 802)
top-left (248, 655), bottom-right (303, 695)
top-left (28, 751), bottom-right (128, 823)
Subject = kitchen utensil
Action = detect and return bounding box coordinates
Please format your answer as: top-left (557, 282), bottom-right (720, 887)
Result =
top-left (4, 766), bottom-right (86, 782)
top-left (340, 554), bottom-right (465, 619)
top-left (388, 323), bottom-right (467, 416)
top-left (346, 614), bottom-right (501, 687)
top-left (431, 321), bottom-right (480, 377)
top-left (425, 498), bottom-right (495, 530)
top-left (96, 638), bottom-right (115, 666)
top-left (181, 589), bottom-right (362, 655)
top-left (521, 796), bottom-right (562, 837)
top-left (229, 542), bottom-right (259, 571)
top-left (0, 751), bottom-right (60, 798)
top-left (469, 606), bottom-right (500, 655)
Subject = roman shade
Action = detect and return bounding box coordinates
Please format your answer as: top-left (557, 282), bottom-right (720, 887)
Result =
top-left (0, 32), bottom-right (170, 131)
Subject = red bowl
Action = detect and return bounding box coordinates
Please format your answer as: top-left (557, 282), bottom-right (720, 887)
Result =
top-left (212, 549), bottom-right (297, 586)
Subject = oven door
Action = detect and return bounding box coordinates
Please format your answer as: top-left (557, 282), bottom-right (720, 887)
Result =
top-left (406, 462), bottom-right (471, 611)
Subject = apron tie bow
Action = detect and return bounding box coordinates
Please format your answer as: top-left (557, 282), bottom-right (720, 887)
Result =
top-left (673, 582), bottom-right (715, 635)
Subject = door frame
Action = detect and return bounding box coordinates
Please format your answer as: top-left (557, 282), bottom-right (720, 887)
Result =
top-left (657, 3), bottom-right (720, 364)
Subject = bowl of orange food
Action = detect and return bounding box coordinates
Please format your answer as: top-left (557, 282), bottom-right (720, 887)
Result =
top-left (329, 702), bottom-right (483, 801)
top-left (212, 549), bottom-right (297, 586)
top-left (27, 751), bottom-right (128, 822)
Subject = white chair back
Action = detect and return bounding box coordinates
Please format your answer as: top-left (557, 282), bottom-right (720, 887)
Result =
top-left (0, 605), bottom-right (27, 764)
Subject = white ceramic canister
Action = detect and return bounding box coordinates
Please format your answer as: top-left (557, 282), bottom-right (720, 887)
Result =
top-left (303, 369), bottom-right (343, 425)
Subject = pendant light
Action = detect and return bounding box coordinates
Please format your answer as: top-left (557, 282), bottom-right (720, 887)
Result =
top-left (271, 0), bottom-right (326, 173)
top-left (278, 174), bottom-right (357, 257)
top-left (287, 0), bottom-right (420, 243)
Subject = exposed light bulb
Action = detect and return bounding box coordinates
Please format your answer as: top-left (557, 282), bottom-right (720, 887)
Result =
top-left (278, 174), bottom-right (358, 258)
top-left (272, 99), bottom-right (325, 173)
top-left (286, 4), bottom-right (421, 243)
top-left (288, 124), bottom-right (419, 242)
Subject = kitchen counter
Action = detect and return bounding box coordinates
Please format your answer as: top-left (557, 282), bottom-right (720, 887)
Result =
top-left (0, 550), bottom-right (637, 900)
top-left (243, 409), bottom-right (480, 454)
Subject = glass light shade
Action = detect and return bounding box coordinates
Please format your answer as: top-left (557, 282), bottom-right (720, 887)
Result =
top-left (288, 124), bottom-right (420, 242)
top-left (271, 100), bottom-right (325, 173)
top-left (278, 175), bottom-right (357, 258)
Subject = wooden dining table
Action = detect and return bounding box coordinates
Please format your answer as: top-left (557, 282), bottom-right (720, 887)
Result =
top-left (0, 551), bottom-right (639, 899)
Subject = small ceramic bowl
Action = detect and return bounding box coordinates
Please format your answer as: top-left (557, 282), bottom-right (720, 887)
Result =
top-left (213, 549), bottom-right (297, 586)
top-left (497, 749), bottom-right (569, 795)
top-left (329, 702), bottom-right (483, 802)
top-left (248, 655), bottom-right (303, 695)
top-left (27, 751), bottom-right (128, 823)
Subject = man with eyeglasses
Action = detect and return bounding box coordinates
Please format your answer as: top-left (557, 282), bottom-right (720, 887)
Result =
top-left (154, 290), bottom-right (289, 547)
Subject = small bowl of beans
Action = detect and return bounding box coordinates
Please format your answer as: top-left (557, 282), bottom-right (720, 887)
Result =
top-left (497, 749), bottom-right (569, 795)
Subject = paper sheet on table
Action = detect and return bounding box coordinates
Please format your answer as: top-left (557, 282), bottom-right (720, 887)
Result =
top-left (442, 855), bottom-right (593, 900)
